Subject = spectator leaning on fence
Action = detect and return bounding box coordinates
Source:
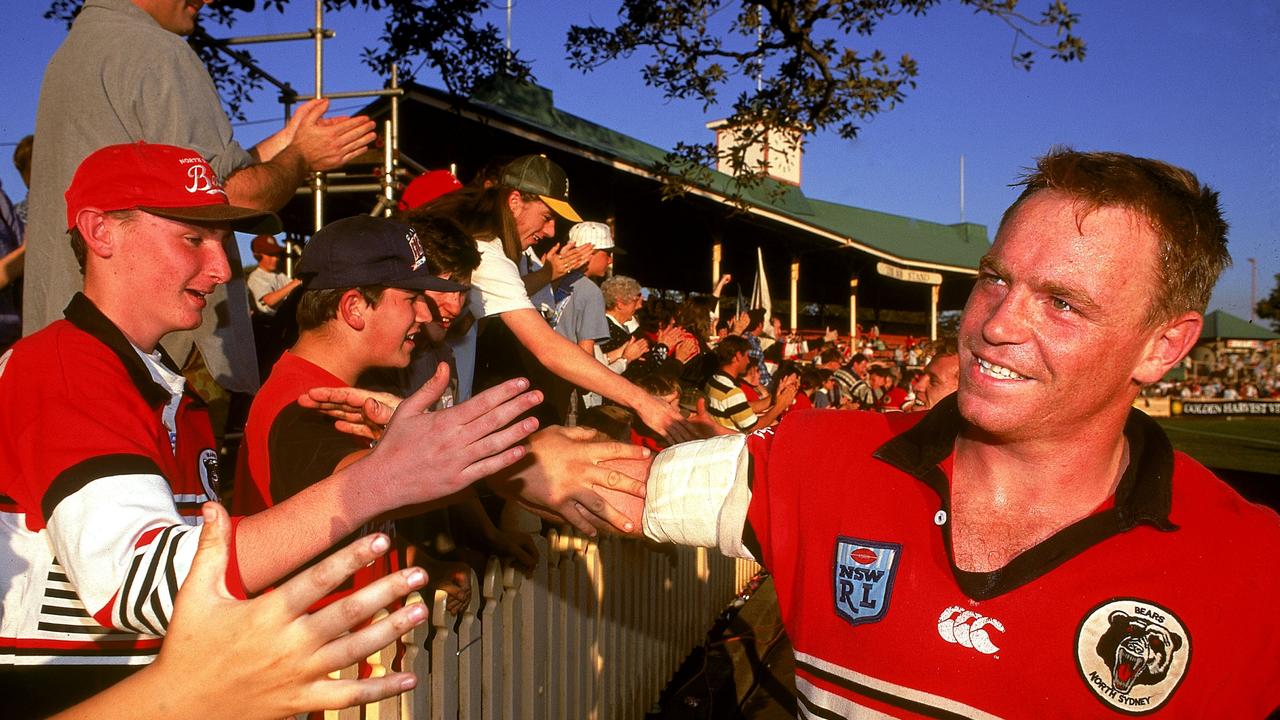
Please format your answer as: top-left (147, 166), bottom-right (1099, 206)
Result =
top-left (407, 155), bottom-right (691, 441)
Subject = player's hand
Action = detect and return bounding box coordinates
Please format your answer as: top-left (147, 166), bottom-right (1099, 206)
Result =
top-left (290, 98), bottom-right (377, 172)
top-left (300, 386), bottom-right (403, 441)
top-left (487, 426), bottom-right (651, 536)
top-left (776, 376), bottom-right (800, 407)
top-left (150, 503), bottom-right (429, 718)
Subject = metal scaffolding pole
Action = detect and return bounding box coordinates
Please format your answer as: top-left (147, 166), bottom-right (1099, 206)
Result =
top-left (208, 0), bottom-right (408, 238)
top-left (311, 0), bottom-right (325, 233)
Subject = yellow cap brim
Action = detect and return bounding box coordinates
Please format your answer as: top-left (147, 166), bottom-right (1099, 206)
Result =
top-left (541, 195), bottom-right (582, 223)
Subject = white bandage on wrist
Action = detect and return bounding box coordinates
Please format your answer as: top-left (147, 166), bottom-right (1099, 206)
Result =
top-left (641, 434), bottom-right (755, 560)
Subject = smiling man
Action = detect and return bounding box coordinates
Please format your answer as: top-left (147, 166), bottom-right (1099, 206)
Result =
top-left (607, 149), bottom-right (1280, 716)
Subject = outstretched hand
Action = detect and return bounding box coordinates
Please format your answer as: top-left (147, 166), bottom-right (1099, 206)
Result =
top-left (487, 426), bottom-right (651, 536)
top-left (61, 502), bottom-right (431, 719)
top-left (632, 391), bottom-right (703, 444)
top-left (346, 364), bottom-right (544, 505)
top-left (301, 386), bottom-right (403, 441)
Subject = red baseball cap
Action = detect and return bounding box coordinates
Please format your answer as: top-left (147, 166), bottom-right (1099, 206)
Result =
top-left (398, 169), bottom-right (462, 211)
top-left (250, 235), bottom-right (286, 257)
top-left (65, 141), bottom-right (280, 234)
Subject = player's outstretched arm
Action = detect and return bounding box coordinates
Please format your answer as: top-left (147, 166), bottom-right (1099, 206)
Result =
top-left (485, 426), bottom-right (652, 536)
top-left (52, 503), bottom-right (429, 720)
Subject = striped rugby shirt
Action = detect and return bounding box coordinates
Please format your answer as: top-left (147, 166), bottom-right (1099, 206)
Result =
top-left (0, 293), bottom-right (242, 667)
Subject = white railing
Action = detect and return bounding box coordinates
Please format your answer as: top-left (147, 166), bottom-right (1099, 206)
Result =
top-left (327, 531), bottom-right (758, 720)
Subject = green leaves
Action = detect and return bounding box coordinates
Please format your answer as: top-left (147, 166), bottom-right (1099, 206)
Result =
top-left (566, 0), bottom-right (1085, 200)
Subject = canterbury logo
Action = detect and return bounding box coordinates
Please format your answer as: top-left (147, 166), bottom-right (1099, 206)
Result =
top-left (937, 606), bottom-right (1004, 655)
top-left (185, 164), bottom-right (226, 197)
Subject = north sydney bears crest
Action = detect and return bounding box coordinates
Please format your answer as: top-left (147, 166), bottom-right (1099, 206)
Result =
top-left (1076, 599), bottom-right (1190, 714)
top-left (833, 536), bottom-right (900, 626)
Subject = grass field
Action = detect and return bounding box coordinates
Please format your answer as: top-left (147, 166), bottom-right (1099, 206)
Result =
top-left (1155, 417), bottom-right (1280, 476)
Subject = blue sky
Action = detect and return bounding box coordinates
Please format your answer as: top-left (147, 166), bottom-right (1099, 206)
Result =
top-left (2, 0), bottom-right (1276, 321)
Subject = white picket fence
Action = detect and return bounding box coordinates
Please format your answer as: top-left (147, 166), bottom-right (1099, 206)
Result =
top-left (326, 531), bottom-right (758, 720)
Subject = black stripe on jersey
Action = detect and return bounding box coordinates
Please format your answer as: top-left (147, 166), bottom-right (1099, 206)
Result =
top-left (39, 604), bottom-right (93, 618)
top-left (796, 658), bottom-right (975, 720)
top-left (795, 690), bottom-right (850, 720)
top-left (47, 570), bottom-right (70, 584)
top-left (64, 292), bottom-right (177, 407)
top-left (126, 525), bottom-right (178, 636)
top-left (36, 621), bottom-right (119, 635)
top-left (152, 531), bottom-right (184, 633)
top-left (116, 552), bottom-right (149, 635)
top-left (44, 588), bottom-right (80, 601)
top-left (43, 454), bottom-right (163, 522)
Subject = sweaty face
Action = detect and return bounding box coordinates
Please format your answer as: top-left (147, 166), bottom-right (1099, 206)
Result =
top-left (364, 288), bottom-right (431, 368)
top-left (509, 194), bottom-right (556, 250)
top-left (141, 0), bottom-right (210, 35)
top-left (107, 212), bottom-right (231, 350)
top-left (956, 190), bottom-right (1167, 440)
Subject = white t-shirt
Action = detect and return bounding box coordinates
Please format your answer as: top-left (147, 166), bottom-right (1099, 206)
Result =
top-left (450, 238), bottom-right (536, 401)
top-left (469, 238), bottom-right (535, 318)
top-left (245, 267), bottom-right (290, 316)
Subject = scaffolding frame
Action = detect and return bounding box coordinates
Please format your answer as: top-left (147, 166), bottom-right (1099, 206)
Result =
top-left (203, 0), bottom-right (413, 272)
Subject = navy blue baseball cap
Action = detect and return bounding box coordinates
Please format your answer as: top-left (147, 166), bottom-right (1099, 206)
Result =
top-left (297, 216), bottom-right (468, 293)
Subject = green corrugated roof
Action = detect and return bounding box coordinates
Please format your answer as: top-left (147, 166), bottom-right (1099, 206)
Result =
top-left (803, 198), bottom-right (989, 269)
top-left (464, 77), bottom-right (987, 270)
top-left (1200, 310), bottom-right (1280, 340)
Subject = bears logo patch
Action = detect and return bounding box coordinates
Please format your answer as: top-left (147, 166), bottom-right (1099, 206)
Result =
top-left (198, 448), bottom-right (221, 503)
top-left (1076, 598), bottom-right (1190, 714)
top-left (833, 536), bottom-right (900, 626)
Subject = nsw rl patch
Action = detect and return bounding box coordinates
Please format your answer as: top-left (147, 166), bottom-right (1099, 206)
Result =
top-left (833, 536), bottom-right (901, 626)
top-left (1075, 598), bottom-right (1190, 713)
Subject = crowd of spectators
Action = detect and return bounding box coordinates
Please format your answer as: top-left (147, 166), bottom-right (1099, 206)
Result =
top-left (1143, 351), bottom-right (1280, 400)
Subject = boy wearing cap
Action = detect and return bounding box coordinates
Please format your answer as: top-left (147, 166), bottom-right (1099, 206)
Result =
top-left (242, 215), bottom-right (476, 517)
top-left (246, 235), bottom-right (301, 317)
top-left (0, 143), bottom-right (549, 715)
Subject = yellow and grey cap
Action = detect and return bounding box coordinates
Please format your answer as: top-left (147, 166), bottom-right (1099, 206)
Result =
top-left (500, 154), bottom-right (583, 222)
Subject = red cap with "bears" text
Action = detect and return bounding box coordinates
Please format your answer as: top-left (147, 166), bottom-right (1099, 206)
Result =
top-left (64, 141), bottom-right (280, 235)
